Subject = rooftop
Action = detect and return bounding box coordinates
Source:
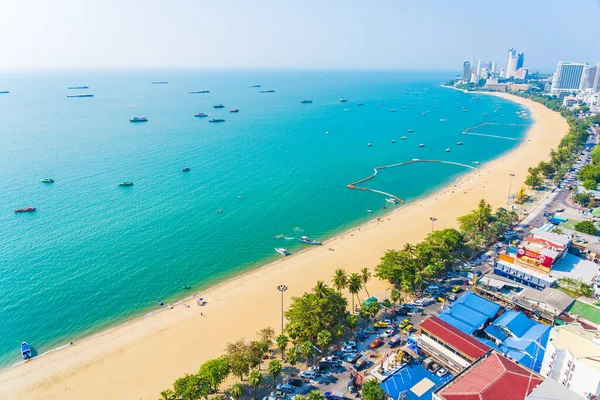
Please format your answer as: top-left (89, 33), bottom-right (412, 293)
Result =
top-left (524, 378), bottom-right (582, 400)
top-left (518, 287), bottom-right (575, 314)
top-left (550, 253), bottom-right (600, 284)
top-left (439, 292), bottom-right (502, 334)
top-left (548, 324), bottom-right (600, 370)
top-left (529, 228), bottom-right (571, 247)
top-left (567, 300), bottom-right (600, 325)
top-left (435, 352), bottom-right (542, 400)
top-left (419, 316), bottom-right (491, 360)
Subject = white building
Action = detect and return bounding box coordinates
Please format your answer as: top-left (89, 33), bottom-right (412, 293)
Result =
top-left (540, 324), bottom-right (600, 398)
top-left (580, 65), bottom-right (597, 90)
top-left (491, 61), bottom-right (497, 74)
top-left (505, 48), bottom-right (518, 78)
top-left (593, 63), bottom-right (600, 92)
top-left (552, 62), bottom-right (586, 92)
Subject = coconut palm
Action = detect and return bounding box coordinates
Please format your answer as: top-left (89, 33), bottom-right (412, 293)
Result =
top-left (307, 390), bottom-right (326, 400)
top-left (345, 314), bottom-right (358, 330)
top-left (229, 383), bottom-right (243, 400)
top-left (390, 289), bottom-right (402, 306)
top-left (360, 267), bottom-right (372, 297)
top-left (316, 330), bottom-right (331, 351)
top-left (268, 360), bottom-right (283, 388)
top-left (299, 340), bottom-right (313, 360)
top-left (332, 269), bottom-right (348, 292)
top-left (313, 281), bottom-right (328, 299)
top-left (347, 273), bottom-right (363, 312)
top-left (275, 334), bottom-right (289, 359)
top-left (248, 370), bottom-right (262, 400)
top-left (286, 348), bottom-right (299, 375)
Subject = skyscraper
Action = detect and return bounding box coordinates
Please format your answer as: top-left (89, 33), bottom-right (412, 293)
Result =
top-left (594, 64), bottom-right (600, 92)
top-left (476, 60), bottom-right (482, 78)
top-left (551, 62), bottom-right (586, 92)
top-left (516, 52), bottom-right (524, 70)
top-left (462, 61), bottom-right (471, 81)
top-left (491, 62), bottom-right (497, 74)
top-left (505, 48), bottom-right (517, 78)
top-left (580, 65), bottom-right (597, 90)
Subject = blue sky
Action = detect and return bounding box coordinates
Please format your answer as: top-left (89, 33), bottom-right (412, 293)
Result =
top-left (1, 0), bottom-right (599, 72)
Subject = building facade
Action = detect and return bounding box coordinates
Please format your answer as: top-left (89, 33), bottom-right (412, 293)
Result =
top-left (580, 65), bottom-right (598, 90)
top-left (552, 62), bottom-right (586, 92)
top-left (505, 48), bottom-right (518, 78)
top-left (462, 61), bottom-right (471, 81)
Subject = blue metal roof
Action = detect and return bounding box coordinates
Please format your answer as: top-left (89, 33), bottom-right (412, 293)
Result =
top-left (447, 303), bottom-right (489, 328)
top-left (455, 292), bottom-right (502, 319)
top-left (484, 325), bottom-right (509, 342)
top-left (521, 323), bottom-right (551, 342)
top-left (493, 311), bottom-right (534, 337)
top-left (477, 338), bottom-right (501, 352)
top-left (438, 314), bottom-right (476, 335)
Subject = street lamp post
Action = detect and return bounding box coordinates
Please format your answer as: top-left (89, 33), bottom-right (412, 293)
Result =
top-left (507, 173), bottom-right (516, 205)
top-left (276, 284), bottom-right (288, 333)
top-left (429, 217), bottom-right (437, 233)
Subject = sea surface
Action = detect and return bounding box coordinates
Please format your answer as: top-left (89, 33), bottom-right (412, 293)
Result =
top-left (0, 70), bottom-right (530, 367)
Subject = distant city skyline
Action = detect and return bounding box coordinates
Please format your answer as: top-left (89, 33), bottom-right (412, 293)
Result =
top-left (0, 0), bottom-right (599, 71)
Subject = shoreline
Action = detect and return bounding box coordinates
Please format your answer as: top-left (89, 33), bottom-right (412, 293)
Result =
top-left (0, 92), bottom-right (567, 400)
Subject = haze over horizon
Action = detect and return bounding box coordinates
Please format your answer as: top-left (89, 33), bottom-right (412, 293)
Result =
top-left (1, 0), bottom-right (599, 72)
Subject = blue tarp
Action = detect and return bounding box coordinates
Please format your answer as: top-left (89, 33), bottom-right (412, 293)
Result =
top-left (447, 303), bottom-right (489, 328)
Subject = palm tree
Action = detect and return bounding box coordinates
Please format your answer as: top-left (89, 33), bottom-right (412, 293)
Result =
top-left (313, 280), bottom-right (328, 299)
top-left (299, 340), bottom-right (313, 361)
top-left (275, 334), bottom-right (289, 359)
top-left (307, 390), bottom-right (326, 400)
top-left (268, 360), bottom-right (283, 388)
top-left (402, 243), bottom-right (417, 259)
top-left (360, 267), bottom-right (372, 297)
top-left (229, 383), bottom-right (243, 400)
top-left (474, 199), bottom-right (493, 232)
top-left (390, 289), bottom-right (402, 307)
top-left (286, 348), bottom-right (299, 375)
top-left (345, 314), bottom-right (358, 331)
top-left (248, 370), bottom-right (262, 400)
top-left (316, 330), bottom-right (331, 351)
top-left (359, 306), bottom-right (371, 327)
top-left (347, 273), bottom-right (363, 312)
top-left (332, 268), bottom-right (348, 292)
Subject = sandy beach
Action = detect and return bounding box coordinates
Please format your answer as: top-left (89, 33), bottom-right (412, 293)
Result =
top-left (0, 92), bottom-right (568, 400)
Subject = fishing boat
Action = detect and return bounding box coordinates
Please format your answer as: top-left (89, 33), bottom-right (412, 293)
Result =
top-left (401, 136), bottom-right (407, 140)
top-left (209, 118), bottom-right (225, 123)
top-left (391, 139), bottom-right (396, 143)
top-left (194, 112), bottom-right (208, 118)
top-left (275, 248), bottom-right (290, 256)
top-left (40, 178), bottom-right (54, 183)
top-left (230, 108), bottom-right (239, 113)
top-left (301, 99), bottom-right (313, 104)
top-left (440, 119), bottom-right (447, 122)
top-left (367, 143), bottom-right (372, 147)
top-left (67, 86), bottom-right (88, 89)
top-left (189, 90), bottom-right (210, 94)
top-left (462, 108), bottom-right (468, 112)
top-left (0, 91), bottom-right (9, 94)
top-left (213, 104), bottom-right (225, 108)
top-left (401, 106), bottom-right (406, 109)
top-left (445, 148), bottom-right (451, 152)
top-left (386, 198), bottom-right (398, 204)
top-left (356, 103), bottom-right (364, 106)
top-left (67, 94), bottom-right (94, 98)
top-left (457, 142), bottom-right (463, 145)
top-left (259, 90), bottom-right (275, 93)
top-left (390, 109), bottom-right (396, 112)
top-left (418, 144), bottom-right (425, 147)
top-left (299, 236), bottom-right (322, 245)
top-left (250, 84), bottom-right (262, 88)
top-left (14, 206), bottom-right (36, 213)
top-left (407, 129), bottom-right (414, 132)
top-left (151, 81), bottom-right (168, 84)
top-left (182, 167), bottom-right (191, 172)
top-left (21, 342), bottom-right (32, 360)
top-left (129, 116), bottom-right (148, 122)
top-left (118, 182), bottom-right (134, 186)
top-left (340, 97), bottom-right (348, 102)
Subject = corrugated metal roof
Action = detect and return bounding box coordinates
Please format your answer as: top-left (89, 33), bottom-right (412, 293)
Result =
top-left (493, 311), bottom-right (534, 337)
top-left (484, 325), bottom-right (509, 341)
top-left (439, 313), bottom-right (477, 335)
top-left (455, 292), bottom-right (502, 319)
top-left (419, 316), bottom-right (490, 360)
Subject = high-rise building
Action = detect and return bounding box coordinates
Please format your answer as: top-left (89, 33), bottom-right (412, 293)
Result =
top-left (505, 48), bottom-right (517, 78)
top-left (476, 60), bottom-right (482, 78)
top-left (594, 64), bottom-right (600, 92)
top-left (491, 61), bottom-right (497, 74)
top-left (580, 64), bottom-right (597, 90)
top-left (462, 61), bottom-right (471, 81)
top-left (516, 52), bottom-right (524, 70)
top-left (551, 61), bottom-right (586, 92)
top-left (470, 71), bottom-right (478, 84)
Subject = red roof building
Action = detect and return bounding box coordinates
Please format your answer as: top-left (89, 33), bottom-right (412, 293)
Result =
top-left (433, 352), bottom-right (543, 400)
top-left (419, 316), bottom-right (490, 361)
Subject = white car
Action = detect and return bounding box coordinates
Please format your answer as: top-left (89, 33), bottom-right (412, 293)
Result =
top-left (342, 345), bottom-right (356, 353)
top-left (344, 341), bottom-right (357, 347)
top-left (270, 391), bottom-right (286, 399)
top-left (300, 370), bottom-right (317, 379)
top-left (381, 328), bottom-right (395, 338)
top-left (436, 368), bottom-right (448, 377)
top-left (276, 384), bottom-right (294, 393)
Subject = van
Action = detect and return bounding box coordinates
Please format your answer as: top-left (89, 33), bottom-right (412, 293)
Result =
top-left (354, 355), bottom-right (368, 370)
top-left (425, 285), bottom-right (440, 293)
top-left (388, 334), bottom-right (402, 347)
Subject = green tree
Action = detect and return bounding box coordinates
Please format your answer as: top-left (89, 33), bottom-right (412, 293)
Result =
top-left (313, 281), bottom-right (329, 299)
top-left (575, 192), bottom-right (591, 206)
top-left (268, 359), bottom-right (283, 388)
top-left (248, 370), bottom-right (262, 400)
top-left (173, 374), bottom-right (210, 400)
top-left (159, 389), bottom-right (176, 400)
top-left (366, 301), bottom-right (381, 317)
top-left (381, 298), bottom-right (391, 308)
top-left (359, 306), bottom-right (371, 327)
top-left (551, 227), bottom-right (565, 234)
top-left (574, 220), bottom-right (597, 235)
top-left (316, 330), bottom-right (332, 351)
top-left (286, 348), bottom-right (299, 374)
top-left (198, 357), bottom-right (230, 392)
top-left (332, 268), bottom-right (348, 292)
top-left (537, 161), bottom-right (555, 178)
top-left (347, 273), bottom-right (364, 312)
top-left (390, 289), bottom-right (402, 306)
top-left (229, 383), bottom-right (244, 400)
top-left (307, 390), bottom-right (326, 400)
top-left (257, 327), bottom-right (275, 348)
top-left (362, 379), bottom-right (387, 400)
top-left (360, 267), bottom-right (372, 297)
top-left (299, 340), bottom-right (313, 360)
top-left (345, 314), bottom-right (358, 330)
top-left (458, 199), bottom-right (493, 233)
top-left (524, 167), bottom-right (543, 189)
top-left (225, 340), bottom-right (251, 380)
top-left (583, 179), bottom-right (597, 191)
top-left (275, 334), bottom-right (289, 359)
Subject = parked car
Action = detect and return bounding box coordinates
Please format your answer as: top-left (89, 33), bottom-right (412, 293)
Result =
top-left (374, 321), bottom-right (388, 328)
top-left (447, 293), bottom-right (457, 302)
top-left (436, 368), bottom-right (448, 378)
top-left (300, 370), bottom-right (317, 379)
top-left (403, 324), bottom-right (413, 333)
top-left (381, 328), bottom-right (395, 338)
top-left (342, 345), bottom-right (356, 353)
top-left (370, 338), bottom-right (384, 348)
top-left (270, 391), bottom-right (286, 398)
top-left (451, 285), bottom-right (461, 293)
top-left (343, 341), bottom-right (357, 347)
top-left (287, 378), bottom-right (303, 387)
top-left (277, 384), bottom-right (295, 393)
top-left (363, 327), bottom-right (376, 334)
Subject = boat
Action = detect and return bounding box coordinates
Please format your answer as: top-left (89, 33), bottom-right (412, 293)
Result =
top-left (259, 90), bottom-right (275, 93)
top-left (386, 198), bottom-right (398, 204)
top-left (407, 129), bottom-right (414, 132)
top-left (380, 103), bottom-right (384, 106)
top-left (462, 108), bottom-right (468, 112)
top-left (182, 167), bottom-right (191, 172)
top-left (151, 81), bottom-right (168, 84)
top-left (340, 98), bottom-right (347, 102)
top-left (275, 248), bottom-right (290, 256)
top-left (301, 99), bottom-right (313, 104)
top-left (401, 136), bottom-right (407, 140)
top-left (209, 118), bottom-right (225, 123)
top-left (344, 108), bottom-right (350, 112)
top-left (67, 94), bottom-right (94, 98)
top-left (129, 116), bottom-right (148, 122)
top-left (356, 103), bottom-right (364, 106)
top-left (299, 236), bottom-right (322, 245)
top-left (229, 108), bottom-right (239, 113)
top-left (183, 285), bottom-right (191, 290)
top-left (14, 206), bottom-right (36, 213)
top-left (213, 104), bottom-right (225, 108)
top-left (457, 142), bottom-right (464, 145)
top-left (440, 119), bottom-right (447, 122)
top-left (390, 109), bottom-right (396, 112)
top-left (40, 178), bottom-right (54, 183)
top-left (21, 342), bottom-right (32, 360)
top-left (418, 144), bottom-right (425, 147)
top-left (391, 139), bottom-right (396, 143)
top-left (118, 182), bottom-right (134, 186)
top-left (67, 86), bottom-right (88, 90)
top-left (157, 300), bottom-right (164, 306)
top-left (473, 161), bottom-right (480, 165)
top-left (445, 148), bottom-right (451, 152)
top-left (194, 112), bottom-right (208, 118)
top-left (250, 84), bottom-right (262, 88)
top-left (0, 91), bottom-right (9, 94)
top-left (401, 106), bottom-right (406, 109)
top-left (189, 90), bottom-right (210, 94)
top-left (367, 143), bottom-right (372, 147)
top-left (367, 210), bottom-right (373, 213)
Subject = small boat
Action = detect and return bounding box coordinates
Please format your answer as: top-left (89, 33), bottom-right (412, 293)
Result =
top-left (194, 112), bottom-right (208, 118)
top-left (67, 86), bottom-right (89, 90)
top-left (401, 136), bottom-right (407, 140)
top-left (40, 178), bottom-right (54, 183)
top-left (418, 144), bottom-right (425, 147)
top-left (250, 84), bottom-right (262, 88)
top-left (213, 104), bottom-right (225, 108)
top-left (390, 109), bottom-right (396, 112)
top-left (209, 118), bottom-right (225, 123)
top-left (340, 98), bottom-right (348, 102)
top-left (118, 182), bottom-right (134, 186)
top-left (462, 108), bottom-right (468, 112)
top-left (367, 143), bottom-right (372, 147)
top-left (440, 119), bottom-right (447, 122)
top-left (182, 167), bottom-right (191, 172)
top-left (386, 198), bottom-right (398, 204)
top-left (189, 90), bottom-right (210, 94)
top-left (151, 81), bottom-right (168, 84)
top-left (382, 206), bottom-right (387, 209)
top-left (183, 285), bottom-right (191, 289)
top-left (380, 103), bottom-right (384, 106)
top-left (407, 129), bottom-right (414, 132)
top-left (301, 99), bottom-right (313, 104)
top-left (344, 108), bottom-right (350, 112)
top-left (299, 236), bottom-right (322, 245)
top-left (457, 142), bottom-right (463, 145)
top-left (67, 94), bottom-right (94, 98)
top-left (14, 206), bottom-right (36, 213)
top-left (356, 103), bottom-right (364, 106)
top-left (259, 90), bottom-right (275, 93)
top-left (367, 210), bottom-right (373, 213)
top-left (217, 209), bottom-right (223, 213)
top-left (473, 161), bottom-right (480, 165)
top-left (229, 108), bottom-right (239, 113)
top-left (21, 342), bottom-right (32, 360)
top-left (445, 148), bottom-right (451, 152)
top-left (391, 139), bottom-right (396, 143)
top-left (275, 248), bottom-right (290, 256)
top-left (401, 106), bottom-right (406, 109)
top-left (129, 117), bottom-right (148, 122)
top-left (0, 91), bottom-right (9, 94)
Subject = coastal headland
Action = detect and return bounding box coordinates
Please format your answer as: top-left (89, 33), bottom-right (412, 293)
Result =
top-left (0, 92), bottom-right (568, 400)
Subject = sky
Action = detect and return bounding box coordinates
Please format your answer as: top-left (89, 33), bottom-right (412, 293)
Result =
top-left (0, 0), bottom-right (599, 72)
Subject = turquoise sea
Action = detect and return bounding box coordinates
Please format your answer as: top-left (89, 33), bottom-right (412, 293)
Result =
top-left (0, 70), bottom-right (530, 367)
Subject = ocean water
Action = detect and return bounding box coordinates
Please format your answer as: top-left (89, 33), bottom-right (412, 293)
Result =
top-left (0, 70), bottom-right (529, 367)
